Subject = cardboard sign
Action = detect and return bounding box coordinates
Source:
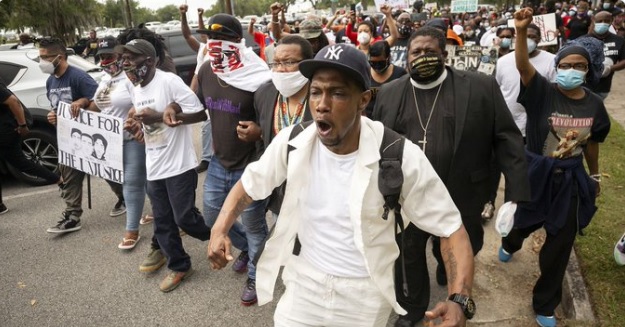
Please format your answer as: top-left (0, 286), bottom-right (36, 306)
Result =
top-left (374, 0), bottom-right (411, 11)
top-left (508, 13), bottom-right (558, 46)
top-left (56, 101), bottom-right (124, 183)
top-left (450, 0), bottom-right (478, 13)
top-left (445, 45), bottom-right (499, 75)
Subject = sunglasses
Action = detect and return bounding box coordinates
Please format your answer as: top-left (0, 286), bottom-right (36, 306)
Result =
top-left (208, 23), bottom-right (237, 36)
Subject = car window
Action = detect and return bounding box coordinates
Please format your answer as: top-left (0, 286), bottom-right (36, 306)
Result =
top-left (0, 62), bottom-right (23, 85)
top-left (166, 34), bottom-right (198, 58)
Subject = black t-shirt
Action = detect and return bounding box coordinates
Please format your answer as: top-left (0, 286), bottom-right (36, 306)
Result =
top-left (567, 16), bottom-right (592, 40)
top-left (519, 73), bottom-right (610, 158)
top-left (591, 33), bottom-right (625, 93)
top-left (390, 37), bottom-right (410, 69)
top-left (196, 66), bottom-right (259, 170)
top-left (366, 65), bottom-right (406, 117)
top-left (0, 82), bottom-right (17, 134)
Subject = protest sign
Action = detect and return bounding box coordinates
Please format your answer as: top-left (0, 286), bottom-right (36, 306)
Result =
top-left (374, 0), bottom-right (411, 11)
top-left (56, 101), bottom-right (124, 183)
top-left (445, 45), bottom-right (499, 75)
top-left (508, 13), bottom-right (558, 46)
top-left (450, 0), bottom-right (478, 13)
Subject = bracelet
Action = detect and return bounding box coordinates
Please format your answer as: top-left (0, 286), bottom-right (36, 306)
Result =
top-left (590, 174), bottom-right (601, 182)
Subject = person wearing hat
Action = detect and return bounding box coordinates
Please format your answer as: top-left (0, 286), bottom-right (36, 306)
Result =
top-left (40, 37), bottom-right (104, 234)
top-left (81, 36), bottom-right (147, 250)
top-left (372, 26), bottom-right (529, 326)
top-left (390, 12), bottom-right (416, 70)
top-left (122, 39), bottom-right (211, 292)
top-left (498, 9), bottom-right (611, 327)
top-left (587, 10), bottom-right (625, 100)
top-left (207, 43), bottom-right (475, 327)
top-left (195, 13), bottom-right (272, 306)
top-left (271, 13), bottom-right (330, 55)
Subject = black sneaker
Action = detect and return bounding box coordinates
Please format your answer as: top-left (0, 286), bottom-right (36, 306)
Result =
top-left (0, 203), bottom-right (8, 215)
top-left (46, 213), bottom-right (81, 234)
top-left (109, 199), bottom-right (126, 217)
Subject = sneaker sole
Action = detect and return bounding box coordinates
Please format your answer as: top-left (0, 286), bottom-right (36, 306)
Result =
top-left (46, 225), bottom-right (82, 233)
top-left (109, 209), bottom-right (127, 217)
top-left (139, 257), bottom-right (167, 273)
top-left (160, 268), bottom-right (195, 293)
top-left (241, 297), bottom-right (258, 306)
top-left (0, 208), bottom-right (8, 215)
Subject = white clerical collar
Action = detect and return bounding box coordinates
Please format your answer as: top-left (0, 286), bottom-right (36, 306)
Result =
top-left (410, 69), bottom-right (448, 90)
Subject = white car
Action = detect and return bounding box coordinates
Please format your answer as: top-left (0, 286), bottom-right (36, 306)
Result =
top-left (0, 49), bottom-right (106, 185)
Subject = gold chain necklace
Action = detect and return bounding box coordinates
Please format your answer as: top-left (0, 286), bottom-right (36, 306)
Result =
top-left (411, 83), bottom-right (443, 152)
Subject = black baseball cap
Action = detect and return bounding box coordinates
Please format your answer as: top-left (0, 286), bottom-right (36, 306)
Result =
top-left (299, 44), bottom-right (371, 91)
top-left (197, 14), bottom-right (242, 39)
top-left (425, 18), bottom-right (449, 32)
top-left (122, 39), bottom-right (156, 58)
top-left (97, 36), bottom-right (119, 56)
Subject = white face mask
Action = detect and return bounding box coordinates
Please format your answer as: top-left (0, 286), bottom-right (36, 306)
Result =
top-left (357, 32), bottom-right (371, 45)
top-left (39, 56), bottom-right (59, 75)
top-left (527, 38), bottom-right (538, 54)
top-left (271, 71), bottom-right (309, 97)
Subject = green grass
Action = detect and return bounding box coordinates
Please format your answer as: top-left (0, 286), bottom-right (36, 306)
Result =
top-left (575, 116), bottom-right (625, 326)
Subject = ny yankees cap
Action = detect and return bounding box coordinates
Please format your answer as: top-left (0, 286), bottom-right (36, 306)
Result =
top-left (299, 44), bottom-right (371, 90)
top-left (123, 39), bottom-right (156, 58)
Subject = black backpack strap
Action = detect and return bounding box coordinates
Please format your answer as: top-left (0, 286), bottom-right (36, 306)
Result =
top-left (378, 127), bottom-right (409, 296)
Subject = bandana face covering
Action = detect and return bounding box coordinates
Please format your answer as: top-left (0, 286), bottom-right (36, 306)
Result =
top-left (101, 58), bottom-right (124, 77)
top-left (409, 53), bottom-right (445, 83)
top-left (124, 59), bottom-right (149, 86)
top-left (207, 39), bottom-right (245, 74)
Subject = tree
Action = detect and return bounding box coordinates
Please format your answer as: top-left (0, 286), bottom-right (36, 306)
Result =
top-left (156, 5), bottom-right (179, 22)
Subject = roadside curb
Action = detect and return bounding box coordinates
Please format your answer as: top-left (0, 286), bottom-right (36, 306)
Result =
top-left (562, 249), bottom-right (597, 324)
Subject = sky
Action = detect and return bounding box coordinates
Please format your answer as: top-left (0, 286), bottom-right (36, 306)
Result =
top-left (133, 0), bottom-right (314, 17)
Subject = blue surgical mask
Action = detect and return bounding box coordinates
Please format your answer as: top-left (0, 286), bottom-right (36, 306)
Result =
top-left (556, 68), bottom-right (586, 90)
top-left (603, 3), bottom-right (611, 9)
top-left (569, 10), bottom-right (577, 16)
top-left (500, 38), bottom-right (512, 48)
top-left (527, 38), bottom-right (537, 53)
top-left (594, 22), bottom-right (611, 34)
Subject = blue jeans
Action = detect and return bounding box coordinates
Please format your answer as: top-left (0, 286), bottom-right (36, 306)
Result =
top-left (147, 169), bottom-right (210, 272)
top-left (203, 159), bottom-right (268, 279)
top-left (201, 119), bottom-right (214, 163)
top-left (123, 139), bottom-right (146, 232)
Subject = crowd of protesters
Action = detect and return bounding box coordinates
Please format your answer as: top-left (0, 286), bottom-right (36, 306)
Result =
top-left (3, 0), bottom-right (625, 326)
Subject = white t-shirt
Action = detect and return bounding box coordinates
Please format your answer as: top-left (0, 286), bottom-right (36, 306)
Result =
top-left (129, 70), bottom-right (204, 180)
top-left (94, 73), bottom-right (133, 120)
top-left (495, 50), bottom-right (557, 136)
top-left (299, 139), bottom-right (369, 278)
top-left (194, 42), bottom-right (209, 75)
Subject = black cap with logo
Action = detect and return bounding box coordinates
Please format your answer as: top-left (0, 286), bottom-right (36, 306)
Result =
top-left (299, 44), bottom-right (372, 91)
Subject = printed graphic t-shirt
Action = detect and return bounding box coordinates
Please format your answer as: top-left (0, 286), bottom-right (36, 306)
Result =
top-left (519, 73), bottom-right (610, 158)
top-left (129, 70), bottom-right (204, 180)
top-left (46, 65), bottom-right (98, 110)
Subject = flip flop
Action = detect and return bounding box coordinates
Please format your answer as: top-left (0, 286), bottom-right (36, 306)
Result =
top-left (140, 214), bottom-right (154, 225)
top-left (118, 235), bottom-right (141, 250)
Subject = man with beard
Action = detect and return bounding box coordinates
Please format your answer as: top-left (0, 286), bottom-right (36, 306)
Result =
top-left (122, 39), bottom-right (210, 292)
top-left (372, 27), bottom-right (530, 326)
top-left (196, 14), bottom-right (272, 306)
top-left (208, 43), bottom-right (475, 327)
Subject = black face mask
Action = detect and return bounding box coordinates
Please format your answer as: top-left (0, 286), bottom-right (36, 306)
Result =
top-left (399, 24), bottom-right (413, 37)
top-left (370, 60), bottom-right (390, 73)
top-left (409, 53), bottom-right (445, 83)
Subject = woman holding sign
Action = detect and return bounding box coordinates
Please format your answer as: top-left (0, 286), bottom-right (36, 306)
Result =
top-left (86, 36), bottom-right (147, 250)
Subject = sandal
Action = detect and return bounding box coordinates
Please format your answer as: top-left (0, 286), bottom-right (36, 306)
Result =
top-left (118, 235), bottom-right (141, 250)
top-left (140, 214), bottom-right (154, 225)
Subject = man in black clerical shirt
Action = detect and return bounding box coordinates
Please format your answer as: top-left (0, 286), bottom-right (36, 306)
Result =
top-left (372, 26), bottom-right (530, 327)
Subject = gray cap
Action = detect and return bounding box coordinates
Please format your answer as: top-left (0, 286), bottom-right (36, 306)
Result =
top-left (123, 39), bottom-right (156, 58)
top-left (299, 44), bottom-right (371, 90)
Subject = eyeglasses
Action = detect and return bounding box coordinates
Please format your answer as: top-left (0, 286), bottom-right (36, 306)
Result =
top-left (557, 63), bottom-right (588, 71)
top-left (268, 61), bottom-right (302, 69)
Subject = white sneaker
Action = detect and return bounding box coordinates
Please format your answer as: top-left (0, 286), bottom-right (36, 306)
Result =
top-left (614, 232), bottom-right (625, 266)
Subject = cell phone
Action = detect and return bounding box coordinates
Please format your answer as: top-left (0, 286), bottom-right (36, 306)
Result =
top-left (350, 4), bottom-right (356, 12)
